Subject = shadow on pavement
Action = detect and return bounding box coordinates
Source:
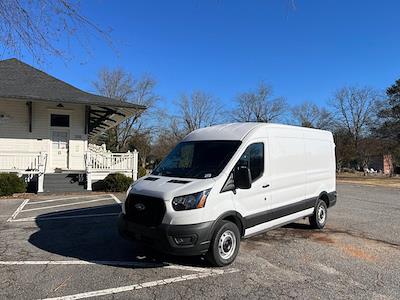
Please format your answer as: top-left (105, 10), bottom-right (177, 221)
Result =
top-left (283, 222), bottom-right (312, 230)
top-left (28, 204), bottom-right (207, 269)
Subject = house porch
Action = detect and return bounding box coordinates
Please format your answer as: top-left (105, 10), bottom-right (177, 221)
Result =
top-left (0, 58), bottom-right (145, 193)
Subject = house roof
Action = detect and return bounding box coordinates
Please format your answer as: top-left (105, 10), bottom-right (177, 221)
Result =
top-left (0, 58), bottom-right (146, 137)
top-left (0, 58), bottom-right (146, 110)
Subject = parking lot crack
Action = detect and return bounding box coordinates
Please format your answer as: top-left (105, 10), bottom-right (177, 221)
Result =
top-left (53, 275), bottom-right (72, 292)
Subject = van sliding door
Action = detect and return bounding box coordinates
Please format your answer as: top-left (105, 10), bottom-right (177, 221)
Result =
top-left (267, 136), bottom-right (307, 211)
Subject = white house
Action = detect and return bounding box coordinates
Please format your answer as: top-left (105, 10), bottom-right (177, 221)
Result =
top-left (0, 58), bottom-right (144, 193)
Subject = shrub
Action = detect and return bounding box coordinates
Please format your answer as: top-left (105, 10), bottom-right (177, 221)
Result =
top-left (102, 173), bottom-right (133, 192)
top-left (138, 166), bottom-right (147, 178)
top-left (341, 167), bottom-right (356, 173)
top-left (0, 173), bottom-right (26, 196)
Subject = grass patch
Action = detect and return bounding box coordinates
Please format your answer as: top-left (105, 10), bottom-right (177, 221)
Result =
top-left (337, 173), bottom-right (400, 188)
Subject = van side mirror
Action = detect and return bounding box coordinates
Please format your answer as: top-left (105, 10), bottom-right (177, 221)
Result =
top-left (234, 166), bottom-right (252, 189)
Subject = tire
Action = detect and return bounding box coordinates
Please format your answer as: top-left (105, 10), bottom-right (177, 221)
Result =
top-left (309, 199), bottom-right (328, 229)
top-left (206, 221), bottom-right (240, 267)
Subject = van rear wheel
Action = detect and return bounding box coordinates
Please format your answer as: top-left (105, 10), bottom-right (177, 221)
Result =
top-left (206, 221), bottom-right (240, 267)
top-left (309, 199), bottom-right (327, 229)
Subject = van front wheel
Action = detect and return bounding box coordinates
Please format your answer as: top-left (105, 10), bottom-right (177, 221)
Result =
top-left (309, 199), bottom-right (328, 229)
top-left (206, 221), bottom-right (240, 267)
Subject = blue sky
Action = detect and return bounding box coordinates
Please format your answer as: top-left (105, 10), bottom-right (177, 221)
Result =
top-left (7, 0), bottom-right (400, 111)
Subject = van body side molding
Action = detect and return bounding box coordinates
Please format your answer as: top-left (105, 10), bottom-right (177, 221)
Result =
top-left (244, 208), bottom-right (315, 238)
top-left (244, 197), bottom-right (316, 229)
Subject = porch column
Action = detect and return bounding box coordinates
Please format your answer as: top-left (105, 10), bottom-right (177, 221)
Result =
top-left (37, 152), bottom-right (46, 193)
top-left (132, 149), bottom-right (138, 181)
top-left (86, 152), bottom-right (92, 191)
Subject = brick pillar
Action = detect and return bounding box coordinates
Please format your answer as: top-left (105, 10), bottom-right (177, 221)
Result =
top-left (383, 154), bottom-right (393, 175)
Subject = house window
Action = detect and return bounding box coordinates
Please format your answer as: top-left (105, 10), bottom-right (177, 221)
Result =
top-left (51, 114), bottom-right (70, 127)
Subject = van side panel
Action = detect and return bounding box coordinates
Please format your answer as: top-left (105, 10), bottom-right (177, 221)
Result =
top-left (304, 132), bottom-right (336, 200)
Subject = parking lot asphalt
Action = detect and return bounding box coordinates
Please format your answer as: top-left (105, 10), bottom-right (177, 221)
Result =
top-left (0, 183), bottom-right (399, 299)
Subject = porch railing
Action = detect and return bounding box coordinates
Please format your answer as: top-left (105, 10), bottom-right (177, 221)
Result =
top-left (88, 143), bottom-right (109, 155)
top-left (85, 150), bottom-right (138, 191)
top-left (0, 152), bottom-right (48, 192)
top-left (0, 152), bottom-right (47, 174)
top-left (89, 152), bottom-right (137, 171)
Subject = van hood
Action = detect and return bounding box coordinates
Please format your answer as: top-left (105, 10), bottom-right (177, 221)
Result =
top-left (128, 175), bottom-right (216, 201)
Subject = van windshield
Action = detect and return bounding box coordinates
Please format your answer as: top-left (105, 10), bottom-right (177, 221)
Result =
top-left (152, 140), bottom-right (241, 179)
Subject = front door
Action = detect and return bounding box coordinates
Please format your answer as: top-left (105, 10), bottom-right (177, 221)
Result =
top-left (231, 141), bottom-right (269, 223)
top-left (51, 131), bottom-right (69, 169)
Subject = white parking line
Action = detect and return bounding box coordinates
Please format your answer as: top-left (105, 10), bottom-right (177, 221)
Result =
top-left (0, 260), bottom-right (218, 273)
top-left (0, 260), bottom-right (221, 273)
top-left (8, 213), bottom-right (120, 222)
top-left (25, 203), bottom-right (119, 217)
top-left (26, 195), bottom-right (113, 205)
top-left (110, 194), bottom-right (122, 204)
top-left (7, 199), bottom-right (29, 222)
top-left (8, 194), bottom-right (121, 222)
top-left (21, 198), bottom-right (113, 212)
top-left (40, 268), bottom-right (239, 300)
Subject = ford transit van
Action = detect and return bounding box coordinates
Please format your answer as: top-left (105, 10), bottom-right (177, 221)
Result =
top-left (118, 123), bottom-right (336, 266)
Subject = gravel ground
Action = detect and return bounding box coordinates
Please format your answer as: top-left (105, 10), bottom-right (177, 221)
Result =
top-left (0, 183), bottom-right (399, 299)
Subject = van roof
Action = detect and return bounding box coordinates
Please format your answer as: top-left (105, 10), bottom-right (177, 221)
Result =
top-left (183, 122), bottom-right (333, 141)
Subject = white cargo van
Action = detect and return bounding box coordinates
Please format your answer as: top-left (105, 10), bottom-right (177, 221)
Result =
top-left (119, 123), bottom-right (336, 266)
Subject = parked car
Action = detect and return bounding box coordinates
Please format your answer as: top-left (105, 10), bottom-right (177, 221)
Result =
top-left (118, 123), bottom-right (337, 266)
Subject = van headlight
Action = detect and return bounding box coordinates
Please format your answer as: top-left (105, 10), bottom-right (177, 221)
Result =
top-left (172, 189), bottom-right (211, 211)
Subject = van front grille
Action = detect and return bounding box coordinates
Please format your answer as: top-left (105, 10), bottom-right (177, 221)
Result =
top-left (125, 194), bottom-right (166, 227)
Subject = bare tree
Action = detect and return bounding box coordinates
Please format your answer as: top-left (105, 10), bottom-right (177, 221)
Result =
top-left (0, 0), bottom-right (110, 62)
top-left (330, 86), bottom-right (380, 154)
top-left (151, 118), bottom-right (185, 163)
top-left (93, 68), bottom-right (133, 101)
top-left (291, 101), bottom-right (334, 130)
top-left (232, 82), bottom-right (287, 123)
top-left (126, 130), bottom-right (152, 169)
top-left (177, 91), bottom-right (222, 133)
top-left (93, 68), bottom-right (159, 151)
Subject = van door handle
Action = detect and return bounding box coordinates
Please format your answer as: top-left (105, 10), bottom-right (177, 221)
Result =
top-left (262, 184), bottom-right (270, 188)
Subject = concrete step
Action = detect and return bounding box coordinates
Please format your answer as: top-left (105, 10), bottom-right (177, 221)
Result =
top-left (43, 173), bottom-right (87, 193)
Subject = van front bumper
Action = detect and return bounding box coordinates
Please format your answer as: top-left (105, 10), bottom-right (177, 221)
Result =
top-left (118, 213), bottom-right (212, 256)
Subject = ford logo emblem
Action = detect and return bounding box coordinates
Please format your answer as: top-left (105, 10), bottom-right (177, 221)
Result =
top-left (134, 203), bottom-right (146, 211)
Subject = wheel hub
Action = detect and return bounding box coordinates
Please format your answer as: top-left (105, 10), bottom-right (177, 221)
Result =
top-left (223, 239), bottom-right (232, 252)
top-left (318, 206), bottom-right (326, 224)
top-left (218, 230), bottom-right (236, 260)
